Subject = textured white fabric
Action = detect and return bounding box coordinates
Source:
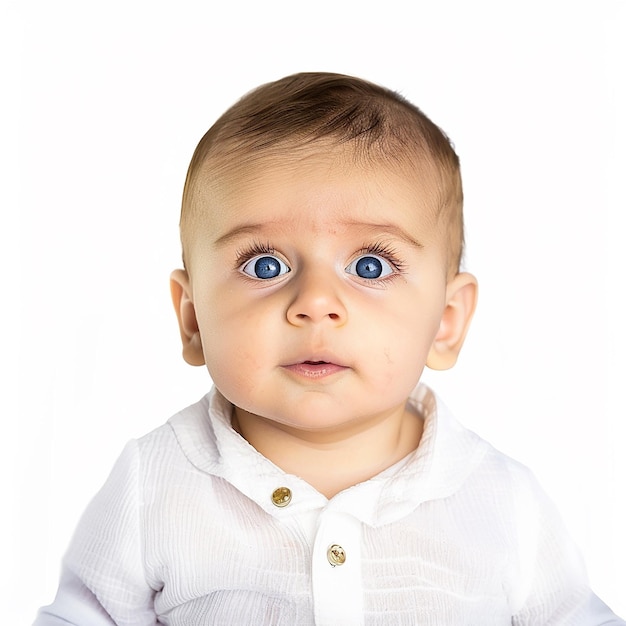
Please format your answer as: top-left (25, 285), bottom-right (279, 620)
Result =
top-left (35, 384), bottom-right (624, 625)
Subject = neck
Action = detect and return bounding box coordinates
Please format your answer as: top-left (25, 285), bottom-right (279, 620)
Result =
top-left (232, 404), bottom-right (423, 499)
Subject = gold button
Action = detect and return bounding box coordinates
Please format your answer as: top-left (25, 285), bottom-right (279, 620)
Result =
top-left (271, 487), bottom-right (292, 507)
top-left (327, 544), bottom-right (346, 567)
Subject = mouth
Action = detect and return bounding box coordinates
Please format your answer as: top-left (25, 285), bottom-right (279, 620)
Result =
top-left (282, 359), bottom-right (349, 380)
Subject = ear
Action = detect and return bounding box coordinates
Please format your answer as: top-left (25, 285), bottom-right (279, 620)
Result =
top-left (426, 272), bottom-right (478, 371)
top-left (169, 269), bottom-right (205, 366)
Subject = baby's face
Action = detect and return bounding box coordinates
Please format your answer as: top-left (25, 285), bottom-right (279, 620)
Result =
top-left (183, 150), bottom-right (453, 434)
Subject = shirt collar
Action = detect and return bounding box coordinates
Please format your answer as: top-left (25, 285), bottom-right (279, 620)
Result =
top-left (169, 383), bottom-right (490, 527)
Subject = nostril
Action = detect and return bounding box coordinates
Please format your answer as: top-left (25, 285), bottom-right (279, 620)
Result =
top-left (287, 294), bottom-right (347, 325)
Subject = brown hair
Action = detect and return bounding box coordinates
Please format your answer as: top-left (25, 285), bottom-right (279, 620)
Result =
top-left (180, 72), bottom-right (464, 273)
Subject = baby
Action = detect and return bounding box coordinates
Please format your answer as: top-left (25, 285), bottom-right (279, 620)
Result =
top-left (35, 72), bottom-right (624, 624)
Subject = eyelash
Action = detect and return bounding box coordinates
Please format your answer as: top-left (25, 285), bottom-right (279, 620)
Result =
top-left (354, 242), bottom-right (407, 277)
top-left (234, 240), bottom-right (407, 282)
top-left (234, 241), bottom-right (277, 270)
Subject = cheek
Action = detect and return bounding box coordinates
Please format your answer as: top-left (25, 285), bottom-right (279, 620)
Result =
top-left (198, 293), bottom-right (278, 378)
top-left (376, 297), bottom-right (443, 371)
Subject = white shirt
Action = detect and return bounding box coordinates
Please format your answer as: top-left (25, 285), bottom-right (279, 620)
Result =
top-left (35, 384), bottom-right (624, 625)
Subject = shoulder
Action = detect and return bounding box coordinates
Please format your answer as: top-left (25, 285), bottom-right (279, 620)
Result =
top-left (413, 383), bottom-right (550, 508)
top-left (128, 389), bottom-right (222, 479)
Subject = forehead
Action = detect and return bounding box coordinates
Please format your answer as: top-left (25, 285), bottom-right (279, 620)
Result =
top-left (191, 146), bottom-right (442, 244)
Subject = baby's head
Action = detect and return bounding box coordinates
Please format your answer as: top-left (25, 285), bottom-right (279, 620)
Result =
top-left (179, 72), bottom-right (464, 278)
top-left (171, 73), bottom-right (477, 433)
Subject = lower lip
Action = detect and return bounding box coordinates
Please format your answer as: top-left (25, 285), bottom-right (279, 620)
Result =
top-left (283, 362), bottom-right (348, 379)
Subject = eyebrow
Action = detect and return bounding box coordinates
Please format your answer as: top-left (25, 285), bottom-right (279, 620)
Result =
top-left (338, 220), bottom-right (424, 250)
top-left (214, 223), bottom-right (280, 247)
top-left (214, 220), bottom-right (424, 249)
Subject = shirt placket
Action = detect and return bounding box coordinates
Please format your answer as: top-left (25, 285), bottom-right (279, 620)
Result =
top-left (311, 510), bottom-right (364, 626)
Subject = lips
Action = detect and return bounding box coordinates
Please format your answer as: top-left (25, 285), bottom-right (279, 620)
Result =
top-left (282, 358), bottom-right (349, 380)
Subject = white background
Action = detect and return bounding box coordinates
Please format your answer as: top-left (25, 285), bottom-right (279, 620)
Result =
top-left (3, 0), bottom-right (625, 621)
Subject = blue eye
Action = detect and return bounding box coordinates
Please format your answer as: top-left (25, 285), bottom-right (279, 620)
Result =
top-left (241, 255), bottom-right (290, 280)
top-left (345, 255), bottom-right (394, 280)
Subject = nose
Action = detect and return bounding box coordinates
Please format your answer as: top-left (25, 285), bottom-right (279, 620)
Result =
top-left (286, 267), bottom-right (348, 327)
